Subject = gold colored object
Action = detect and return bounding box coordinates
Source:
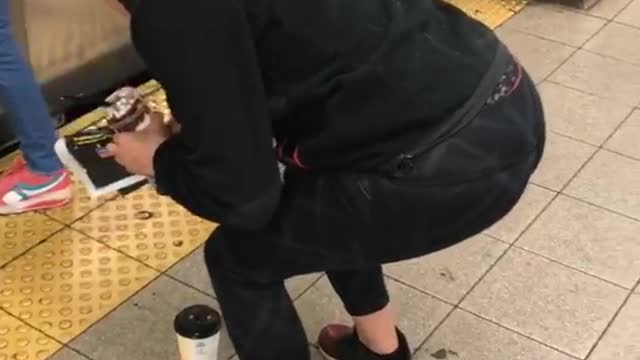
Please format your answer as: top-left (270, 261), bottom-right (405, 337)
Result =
top-left (58, 110), bottom-right (106, 138)
top-left (145, 89), bottom-right (173, 121)
top-left (0, 214), bottom-right (64, 268)
top-left (0, 312), bottom-right (62, 360)
top-left (71, 185), bottom-right (218, 272)
top-left (58, 80), bottom-right (162, 137)
top-left (0, 229), bottom-right (159, 343)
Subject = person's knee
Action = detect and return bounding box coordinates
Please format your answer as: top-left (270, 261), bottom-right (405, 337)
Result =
top-left (203, 229), bottom-right (254, 283)
top-left (204, 228), bottom-right (282, 290)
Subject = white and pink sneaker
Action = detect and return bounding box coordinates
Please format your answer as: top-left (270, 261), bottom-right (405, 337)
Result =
top-left (0, 158), bottom-right (72, 214)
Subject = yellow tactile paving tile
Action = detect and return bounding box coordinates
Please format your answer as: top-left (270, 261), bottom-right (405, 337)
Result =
top-left (0, 312), bottom-right (62, 360)
top-left (138, 80), bottom-right (162, 95)
top-left (71, 185), bottom-right (218, 272)
top-left (453, 0), bottom-right (527, 28)
top-left (0, 228), bottom-right (159, 344)
top-left (0, 152), bottom-right (18, 172)
top-left (43, 175), bottom-right (118, 225)
top-left (0, 213), bottom-right (64, 268)
top-left (449, 0), bottom-right (528, 29)
top-left (499, 0), bottom-right (529, 11)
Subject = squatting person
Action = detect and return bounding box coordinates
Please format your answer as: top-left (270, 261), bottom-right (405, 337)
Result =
top-left (106, 1), bottom-right (545, 359)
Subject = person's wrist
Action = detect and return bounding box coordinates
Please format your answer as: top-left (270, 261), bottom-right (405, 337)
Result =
top-left (151, 136), bottom-right (172, 194)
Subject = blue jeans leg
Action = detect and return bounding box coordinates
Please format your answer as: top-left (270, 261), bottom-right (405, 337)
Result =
top-left (0, 0), bottom-right (62, 174)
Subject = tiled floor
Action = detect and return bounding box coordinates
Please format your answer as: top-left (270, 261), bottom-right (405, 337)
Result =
top-left (4, 1), bottom-right (640, 359)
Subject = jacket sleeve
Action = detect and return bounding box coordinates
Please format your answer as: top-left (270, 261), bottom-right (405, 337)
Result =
top-left (130, 0), bottom-right (282, 229)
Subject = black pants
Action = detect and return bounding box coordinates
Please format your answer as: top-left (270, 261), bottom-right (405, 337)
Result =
top-left (204, 67), bottom-right (545, 360)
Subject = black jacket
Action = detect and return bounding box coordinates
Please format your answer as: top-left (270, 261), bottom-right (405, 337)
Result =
top-left (129, 0), bottom-right (501, 228)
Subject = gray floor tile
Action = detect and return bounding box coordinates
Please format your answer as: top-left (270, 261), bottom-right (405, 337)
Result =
top-left (518, 195), bottom-right (640, 288)
top-left (415, 310), bottom-right (574, 360)
top-left (616, 0), bottom-right (640, 28)
top-left (167, 246), bottom-right (323, 300)
top-left (385, 235), bottom-right (508, 303)
top-left (388, 277), bottom-right (454, 352)
top-left (231, 346), bottom-right (323, 360)
top-left (484, 184), bottom-right (555, 243)
top-left (167, 246), bottom-right (214, 296)
top-left (565, 150), bottom-right (640, 219)
top-left (50, 348), bottom-right (91, 360)
top-left (585, 22), bottom-right (640, 66)
top-left (530, 132), bottom-right (597, 191)
top-left (495, 27), bottom-right (575, 83)
top-left (577, 0), bottom-right (633, 19)
top-left (311, 347), bottom-right (324, 360)
top-left (461, 248), bottom-right (627, 358)
top-left (294, 277), bottom-right (349, 345)
top-left (589, 294), bottom-right (640, 360)
top-left (550, 50), bottom-right (640, 106)
top-left (605, 109), bottom-right (640, 159)
top-left (538, 81), bottom-right (632, 146)
top-left (503, 4), bottom-right (606, 46)
top-left (287, 274), bottom-right (325, 300)
top-left (295, 277), bottom-right (452, 351)
top-left (68, 276), bottom-right (234, 360)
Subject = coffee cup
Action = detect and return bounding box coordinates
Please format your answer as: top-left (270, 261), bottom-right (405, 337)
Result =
top-left (174, 305), bottom-right (222, 360)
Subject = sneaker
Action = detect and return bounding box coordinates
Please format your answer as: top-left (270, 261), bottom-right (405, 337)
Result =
top-left (0, 158), bottom-right (72, 214)
top-left (318, 324), bottom-right (411, 360)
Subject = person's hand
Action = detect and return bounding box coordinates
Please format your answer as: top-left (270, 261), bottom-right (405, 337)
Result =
top-left (106, 112), bottom-right (170, 177)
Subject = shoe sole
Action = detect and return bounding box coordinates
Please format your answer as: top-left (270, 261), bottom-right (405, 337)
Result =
top-left (0, 188), bottom-right (72, 214)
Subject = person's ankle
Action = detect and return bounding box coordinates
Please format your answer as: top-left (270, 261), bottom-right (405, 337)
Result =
top-left (357, 328), bottom-right (412, 360)
top-left (357, 331), bottom-right (399, 356)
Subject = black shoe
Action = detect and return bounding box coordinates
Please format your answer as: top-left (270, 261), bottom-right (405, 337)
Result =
top-left (317, 324), bottom-right (411, 360)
